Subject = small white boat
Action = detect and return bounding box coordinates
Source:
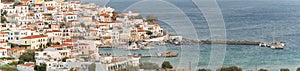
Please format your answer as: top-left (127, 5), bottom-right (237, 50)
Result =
top-left (141, 46), bottom-right (154, 50)
top-left (126, 43), bottom-right (139, 50)
top-left (259, 42), bottom-right (267, 47)
top-left (267, 42), bottom-right (284, 49)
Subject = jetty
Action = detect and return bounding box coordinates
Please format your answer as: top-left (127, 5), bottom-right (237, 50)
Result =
top-left (182, 40), bottom-right (263, 45)
top-left (131, 52), bottom-right (179, 58)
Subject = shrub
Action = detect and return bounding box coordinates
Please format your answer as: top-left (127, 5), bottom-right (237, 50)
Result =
top-left (161, 61), bottom-right (173, 69)
top-left (220, 66), bottom-right (242, 71)
top-left (258, 68), bottom-right (268, 71)
top-left (280, 68), bottom-right (289, 71)
top-left (139, 62), bottom-right (160, 70)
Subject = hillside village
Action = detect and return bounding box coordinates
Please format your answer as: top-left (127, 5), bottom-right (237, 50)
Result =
top-left (0, 0), bottom-right (177, 71)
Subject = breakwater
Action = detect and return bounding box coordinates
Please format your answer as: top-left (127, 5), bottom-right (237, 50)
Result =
top-left (195, 40), bottom-right (261, 45)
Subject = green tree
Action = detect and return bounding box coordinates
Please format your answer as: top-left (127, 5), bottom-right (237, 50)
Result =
top-left (69, 68), bottom-right (76, 71)
top-left (161, 61), bottom-right (173, 69)
top-left (44, 22), bottom-right (49, 25)
top-left (297, 67), bottom-right (300, 71)
top-left (54, 42), bottom-right (60, 45)
top-left (139, 62), bottom-right (160, 70)
top-left (19, 50), bottom-right (35, 62)
top-left (13, 2), bottom-right (22, 7)
top-left (34, 63), bottom-right (47, 71)
top-left (8, 61), bottom-right (18, 65)
top-left (126, 65), bottom-right (139, 71)
top-left (88, 63), bottom-right (96, 71)
top-left (146, 15), bottom-right (158, 23)
top-left (1, 10), bottom-right (7, 16)
top-left (46, 42), bottom-right (52, 47)
top-left (259, 68), bottom-right (268, 71)
top-left (145, 30), bottom-right (153, 35)
top-left (0, 64), bottom-right (18, 71)
top-left (1, 16), bottom-right (7, 23)
top-left (111, 11), bottom-right (119, 21)
top-left (280, 68), bottom-right (289, 71)
top-left (18, 60), bottom-right (24, 64)
top-left (198, 68), bottom-right (212, 71)
top-left (62, 57), bottom-right (68, 62)
top-left (220, 66), bottom-right (242, 71)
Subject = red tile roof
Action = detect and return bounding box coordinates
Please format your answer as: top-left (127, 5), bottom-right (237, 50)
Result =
top-left (0, 41), bottom-right (6, 43)
top-left (0, 32), bottom-right (8, 34)
top-left (100, 14), bottom-right (110, 17)
top-left (66, 13), bottom-right (75, 15)
top-left (21, 35), bottom-right (46, 39)
top-left (9, 47), bottom-right (25, 51)
top-left (0, 47), bottom-right (6, 50)
top-left (34, 4), bottom-right (43, 6)
top-left (137, 29), bottom-right (145, 32)
top-left (79, 43), bottom-right (89, 45)
top-left (63, 39), bottom-right (78, 42)
top-left (49, 43), bottom-right (73, 48)
top-left (2, 2), bottom-right (14, 4)
top-left (45, 30), bottom-right (61, 33)
top-left (69, 20), bottom-right (79, 22)
top-left (47, 6), bottom-right (55, 10)
top-left (18, 63), bottom-right (35, 67)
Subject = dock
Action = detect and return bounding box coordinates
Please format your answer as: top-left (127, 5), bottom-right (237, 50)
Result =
top-left (182, 40), bottom-right (262, 45)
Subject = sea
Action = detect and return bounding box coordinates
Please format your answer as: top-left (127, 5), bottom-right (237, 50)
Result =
top-left (80, 0), bottom-right (300, 70)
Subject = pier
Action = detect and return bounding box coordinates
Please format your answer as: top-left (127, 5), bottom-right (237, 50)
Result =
top-left (181, 39), bottom-right (262, 45)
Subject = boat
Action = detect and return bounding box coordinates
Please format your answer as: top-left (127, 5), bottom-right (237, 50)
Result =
top-left (266, 31), bottom-right (285, 49)
top-left (259, 42), bottom-right (267, 47)
top-left (163, 51), bottom-right (179, 57)
top-left (268, 42), bottom-right (284, 49)
top-left (259, 32), bottom-right (267, 47)
top-left (126, 43), bottom-right (139, 50)
top-left (174, 41), bottom-right (181, 46)
top-left (140, 46), bottom-right (154, 50)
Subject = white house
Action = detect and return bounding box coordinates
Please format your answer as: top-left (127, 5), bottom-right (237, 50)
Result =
top-left (0, 42), bottom-right (10, 49)
top-left (20, 35), bottom-right (48, 49)
top-left (0, 47), bottom-right (8, 58)
top-left (14, 4), bottom-right (29, 15)
top-left (0, 32), bottom-right (8, 42)
top-left (2, 2), bottom-right (14, 9)
top-left (65, 13), bottom-right (77, 22)
top-left (17, 63), bottom-right (35, 71)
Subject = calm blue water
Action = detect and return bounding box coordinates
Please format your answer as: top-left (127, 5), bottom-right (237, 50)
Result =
top-left (82, 0), bottom-right (300, 70)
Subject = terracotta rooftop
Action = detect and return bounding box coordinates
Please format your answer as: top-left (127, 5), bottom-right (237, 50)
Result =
top-left (100, 14), bottom-right (110, 17)
top-left (0, 47), bottom-right (6, 50)
top-left (45, 30), bottom-right (61, 33)
top-left (79, 43), bottom-right (89, 45)
top-left (47, 6), bottom-right (55, 10)
top-left (0, 32), bottom-right (8, 34)
top-left (63, 39), bottom-right (78, 42)
top-left (9, 47), bottom-right (25, 51)
top-left (21, 35), bottom-right (46, 39)
top-left (66, 13), bottom-right (75, 15)
top-left (137, 29), bottom-right (145, 32)
top-left (2, 2), bottom-right (14, 4)
top-left (18, 63), bottom-right (35, 67)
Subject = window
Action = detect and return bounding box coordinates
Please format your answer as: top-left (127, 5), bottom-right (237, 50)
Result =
top-left (16, 37), bottom-right (19, 40)
top-left (25, 41), bottom-right (27, 44)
